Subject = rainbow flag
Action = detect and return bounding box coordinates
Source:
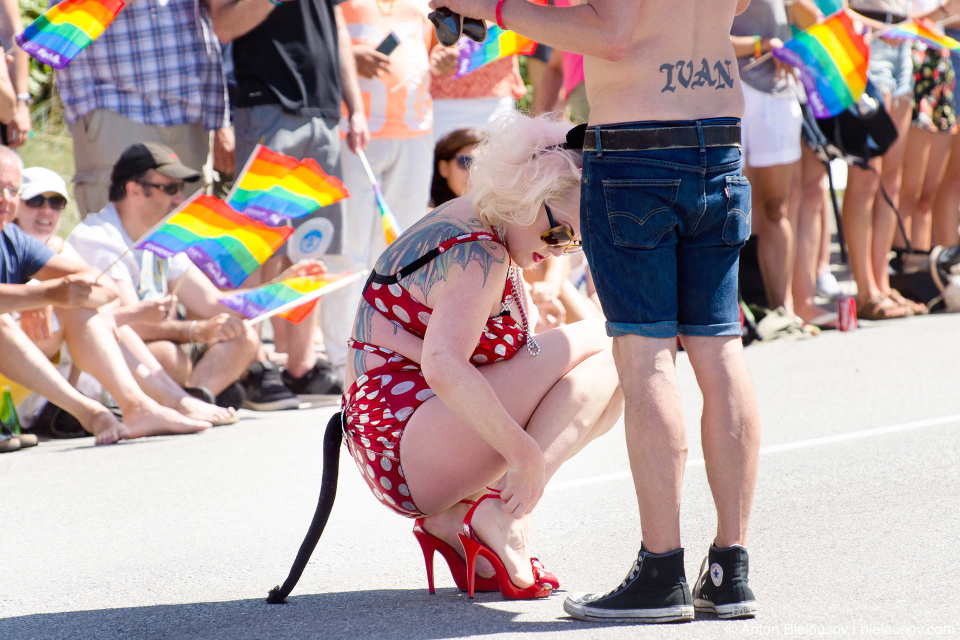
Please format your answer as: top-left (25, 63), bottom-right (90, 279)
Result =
top-left (881, 18), bottom-right (960, 51)
top-left (374, 184), bottom-right (403, 245)
top-left (228, 146), bottom-right (350, 226)
top-left (454, 25), bottom-right (537, 77)
top-left (135, 194), bottom-right (293, 289)
top-left (218, 271), bottom-right (367, 324)
top-left (772, 10), bottom-right (869, 119)
top-left (16, 0), bottom-right (125, 69)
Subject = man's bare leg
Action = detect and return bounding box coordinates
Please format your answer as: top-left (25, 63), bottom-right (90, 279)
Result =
top-left (0, 314), bottom-right (127, 444)
top-left (612, 334), bottom-right (687, 554)
top-left (114, 326), bottom-right (236, 423)
top-left (682, 336), bottom-right (760, 548)
top-left (57, 307), bottom-right (210, 438)
top-left (185, 323), bottom-right (260, 394)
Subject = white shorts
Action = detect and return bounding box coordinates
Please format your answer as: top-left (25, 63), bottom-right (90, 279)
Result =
top-left (741, 82), bottom-right (803, 169)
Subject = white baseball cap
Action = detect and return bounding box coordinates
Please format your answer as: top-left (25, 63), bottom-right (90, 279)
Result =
top-left (20, 167), bottom-right (70, 201)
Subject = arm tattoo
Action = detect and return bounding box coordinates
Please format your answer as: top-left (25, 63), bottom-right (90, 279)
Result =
top-left (349, 204), bottom-right (508, 376)
top-left (659, 58), bottom-right (735, 93)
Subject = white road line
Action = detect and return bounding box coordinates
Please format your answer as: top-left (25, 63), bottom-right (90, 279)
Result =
top-left (546, 412), bottom-right (960, 492)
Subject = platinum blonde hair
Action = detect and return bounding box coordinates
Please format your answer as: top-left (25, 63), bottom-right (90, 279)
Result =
top-left (468, 112), bottom-right (582, 228)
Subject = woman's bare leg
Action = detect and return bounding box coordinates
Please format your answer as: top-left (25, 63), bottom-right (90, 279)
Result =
top-left (400, 319), bottom-right (623, 587)
top-left (871, 96), bottom-right (913, 293)
top-left (931, 132), bottom-right (960, 247)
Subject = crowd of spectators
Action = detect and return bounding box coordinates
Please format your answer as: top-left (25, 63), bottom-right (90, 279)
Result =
top-left (3, 0), bottom-right (960, 451)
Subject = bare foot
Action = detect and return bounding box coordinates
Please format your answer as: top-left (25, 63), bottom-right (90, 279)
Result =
top-left (422, 502), bottom-right (496, 579)
top-left (119, 401), bottom-right (211, 439)
top-left (795, 302), bottom-right (839, 328)
top-left (470, 497), bottom-right (536, 588)
top-left (86, 409), bottom-right (130, 445)
top-left (177, 396), bottom-right (238, 426)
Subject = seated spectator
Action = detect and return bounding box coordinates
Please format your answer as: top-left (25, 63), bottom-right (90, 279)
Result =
top-left (0, 146), bottom-right (211, 443)
top-left (65, 143), bottom-right (290, 411)
top-left (14, 166), bottom-right (236, 427)
top-left (431, 127), bottom-right (484, 208)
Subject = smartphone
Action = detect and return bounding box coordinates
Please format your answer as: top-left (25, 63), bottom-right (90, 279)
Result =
top-left (375, 32), bottom-right (401, 56)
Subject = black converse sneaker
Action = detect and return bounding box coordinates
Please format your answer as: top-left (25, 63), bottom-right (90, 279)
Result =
top-left (563, 545), bottom-right (694, 623)
top-left (692, 544), bottom-right (757, 619)
top-left (281, 360), bottom-right (343, 403)
top-left (241, 361), bottom-right (300, 411)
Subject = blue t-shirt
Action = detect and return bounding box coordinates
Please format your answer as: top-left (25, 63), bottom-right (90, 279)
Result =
top-left (0, 224), bottom-right (56, 285)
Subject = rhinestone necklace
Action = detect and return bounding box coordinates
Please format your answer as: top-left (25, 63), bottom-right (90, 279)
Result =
top-left (494, 225), bottom-right (540, 357)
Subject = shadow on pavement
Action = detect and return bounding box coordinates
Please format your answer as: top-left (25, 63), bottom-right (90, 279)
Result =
top-left (0, 588), bottom-right (619, 640)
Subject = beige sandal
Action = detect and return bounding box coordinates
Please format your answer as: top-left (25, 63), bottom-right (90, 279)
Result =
top-left (857, 294), bottom-right (910, 321)
top-left (887, 289), bottom-right (927, 315)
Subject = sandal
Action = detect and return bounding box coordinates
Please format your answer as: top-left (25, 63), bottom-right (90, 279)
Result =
top-left (856, 294), bottom-right (910, 321)
top-left (887, 289), bottom-right (927, 316)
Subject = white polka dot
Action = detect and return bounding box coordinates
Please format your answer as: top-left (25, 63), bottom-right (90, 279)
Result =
top-left (504, 334), bottom-right (514, 345)
top-left (474, 354), bottom-right (488, 364)
top-left (380, 457), bottom-right (393, 471)
top-left (374, 488), bottom-right (383, 500)
top-left (395, 406), bottom-right (414, 421)
top-left (371, 283), bottom-right (382, 290)
top-left (378, 436), bottom-right (389, 443)
top-left (376, 425), bottom-right (388, 431)
top-left (359, 414), bottom-right (369, 424)
top-left (356, 375), bottom-right (369, 386)
top-left (391, 381), bottom-right (416, 395)
top-left (403, 365), bottom-right (417, 371)
top-left (402, 501), bottom-right (417, 511)
top-left (418, 311), bottom-right (431, 325)
top-left (388, 284), bottom-right (403, 297)
top-left (366, 389), bottom-right (379, 400)
top-left (375, 298), bottom-right (388, 312)
top-left (380, 375), bottom-right (392, 386)
top-left (399, 466), bottom-right (405, 478)
top-left (366, 464), bottom-right (375, 478)
top-left (392, 305), bottom-right (411, 324)
top-left (366, 450), bottom-right (375, 461)
top-left (370, 420), bottom-right (380, 426)
top-left (495, 344), bottom-right (507, 356)
top-left (415, 389), bottom-right (435, 402)
top-left (385, 494), bottom-right (397, 505)
top-left (380, 476), bottom-right (393, 491)
top-left (398, 483), bottom-right (410, 496)
top-left (361, 437), bottom-right (370, 447)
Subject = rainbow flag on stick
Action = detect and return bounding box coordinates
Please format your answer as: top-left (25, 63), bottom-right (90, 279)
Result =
top-left (219, 271), bottom-right (368, 324)
top-left (772, 10), bottom-right (869, 119)
top-left (356, 149), bottom-right (403, 245)
top-left (16, 0), bottom-right (125, 69)
top-left (454, 25), bottom-right (537, 77)
top-left (227, 145), bottom-right (350, 226)
top-left (880, 18), bottom-right (960, 51)
top-left (135, 193), bottom-right (293, 289)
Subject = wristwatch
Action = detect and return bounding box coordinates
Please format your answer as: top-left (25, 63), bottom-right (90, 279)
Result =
top-left (16, 93), bottom-right (33, 105)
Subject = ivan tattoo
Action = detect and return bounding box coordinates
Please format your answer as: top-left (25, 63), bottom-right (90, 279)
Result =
top-left (659, 58), bottom-right (735, 93)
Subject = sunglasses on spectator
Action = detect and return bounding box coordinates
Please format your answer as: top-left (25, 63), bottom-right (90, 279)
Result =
top-left (428, 8), bottom-right (487, 47)
top-left (139, 181), bottom-right (184, 196)
top-left (541, 203), bottom-right (582, 254)
top-left (455, 155), bottom-right (473, 170)
top-left (23, 195), bottom-right (68, 210)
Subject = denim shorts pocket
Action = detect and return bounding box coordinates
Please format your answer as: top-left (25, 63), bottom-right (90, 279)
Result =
top-left (602, 179), bottom-right (680, 249)
top-left (721, 175), bottom-right (752, 246)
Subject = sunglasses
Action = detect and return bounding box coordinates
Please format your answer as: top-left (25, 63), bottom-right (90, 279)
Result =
top-left (428, 8), bottom-right (487, 47)
top-left (455, 154), bottom-right (473, 170)
top-left (23, 194), bottom-right (68, 210)
top-left (139, 181), bottom-right (184, 196)
top-left (541, 203), bottom-right (582, 254)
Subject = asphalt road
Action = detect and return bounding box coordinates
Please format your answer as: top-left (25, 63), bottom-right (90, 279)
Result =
top-left (2, 314), bottom-right (959, 640)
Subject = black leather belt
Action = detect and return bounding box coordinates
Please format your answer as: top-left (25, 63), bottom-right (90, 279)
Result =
top-left (855, 9), bottom-right (907, 24)
top-left (583, 125), bottom-right (741, 152)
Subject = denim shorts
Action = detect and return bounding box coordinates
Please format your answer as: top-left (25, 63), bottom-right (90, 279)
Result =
top-left (868, 39), bottom-right (913, 99)
top-left (580, 119), bottom-right (750, 339)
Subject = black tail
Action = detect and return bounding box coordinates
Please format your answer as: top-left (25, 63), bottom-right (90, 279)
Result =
top-left (266, 411), bottom-right (344, 604)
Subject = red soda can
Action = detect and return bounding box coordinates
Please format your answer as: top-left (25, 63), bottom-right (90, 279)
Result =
top-left (837, 296), bottom-right (857, 331)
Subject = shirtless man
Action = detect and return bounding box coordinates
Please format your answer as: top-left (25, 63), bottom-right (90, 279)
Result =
top-left (429, 0), bottom-right (759, 623)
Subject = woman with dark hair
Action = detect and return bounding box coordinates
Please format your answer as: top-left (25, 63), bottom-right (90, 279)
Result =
top-left (430, 127), bottom-right (485, 207)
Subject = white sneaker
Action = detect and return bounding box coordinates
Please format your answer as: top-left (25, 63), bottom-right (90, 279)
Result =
top-left (816, 271), bottom-right (842, 298)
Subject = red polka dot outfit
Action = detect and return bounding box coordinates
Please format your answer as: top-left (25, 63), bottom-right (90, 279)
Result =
top-left (343, 232), bottom-right (526, 518)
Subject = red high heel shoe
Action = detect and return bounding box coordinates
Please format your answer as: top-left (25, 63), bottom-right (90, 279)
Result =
top-left (458, 492), bottom-right (553, 599)
top-left (413, 517), bottom-right (499, 594)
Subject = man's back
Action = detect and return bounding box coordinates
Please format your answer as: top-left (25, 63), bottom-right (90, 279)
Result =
top-left (585, 0), bottom-right (746, 124)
